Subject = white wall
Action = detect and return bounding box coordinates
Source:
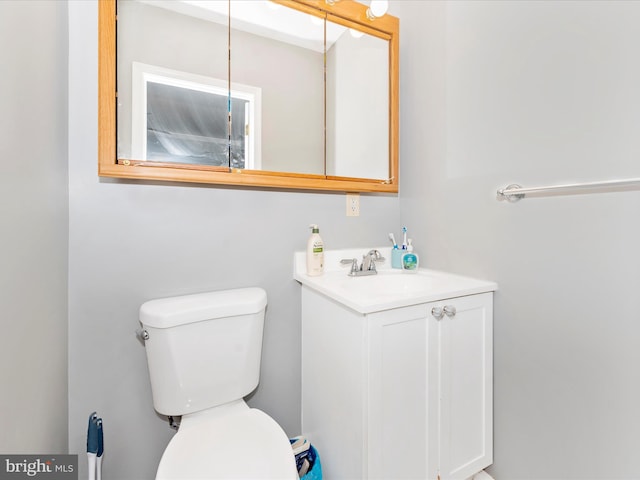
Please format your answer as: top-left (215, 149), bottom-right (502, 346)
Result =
top-left (0, 0), bottom-right (69, 453)
top-left (394, 1), bottom-right (640, 478)
top-left (68, 2), bottom-right (400, 479)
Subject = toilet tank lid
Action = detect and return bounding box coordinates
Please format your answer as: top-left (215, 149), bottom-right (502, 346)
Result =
top-left (140, 288), bottom-right (267, 329)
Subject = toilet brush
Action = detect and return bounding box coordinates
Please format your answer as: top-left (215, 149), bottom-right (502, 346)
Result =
top-left (87, 412), bottom-right (104, 480)
top-left (96, 418), bottom-right (104, 480)
top-left (87, 413), bottom-right (98, 480)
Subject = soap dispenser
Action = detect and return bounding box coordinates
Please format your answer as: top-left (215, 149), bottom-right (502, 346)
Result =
top-left (306, 224), bottom-right (324, 276)
top-left (402, 239), bottom-right (419, 271)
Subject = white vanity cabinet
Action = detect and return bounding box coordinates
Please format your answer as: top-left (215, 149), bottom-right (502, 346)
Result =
top-left (301, 286), bottom-right (493, 480)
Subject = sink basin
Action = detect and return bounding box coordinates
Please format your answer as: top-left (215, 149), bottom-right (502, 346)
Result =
top-left (329, 270), bottom-right (446, 296)
top-left (294, 247), bottom-right (497, 313)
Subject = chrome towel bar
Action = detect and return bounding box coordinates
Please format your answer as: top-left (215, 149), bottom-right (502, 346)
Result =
top-left (497, 178), bottom-right (640, 202)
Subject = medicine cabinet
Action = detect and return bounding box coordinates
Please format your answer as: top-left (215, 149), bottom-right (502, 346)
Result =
top-left (98, 0), bottom-right (399, 193)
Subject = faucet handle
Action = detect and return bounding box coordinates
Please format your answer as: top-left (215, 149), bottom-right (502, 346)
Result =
top-left (341, 258), bottom-right (360, 275)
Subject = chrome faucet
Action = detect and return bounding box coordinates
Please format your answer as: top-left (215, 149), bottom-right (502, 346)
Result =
top-left (341, 249), bottom-right (385, 276)
top-left (362, 249), bottom-right (383, 271)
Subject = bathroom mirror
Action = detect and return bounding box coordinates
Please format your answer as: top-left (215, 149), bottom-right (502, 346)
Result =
top-left (99, 0), bottom-right (399, 192)
top-left (326, 18), bottom-right (389, 180)
top-left (228, 1), bottom-right (325, 175)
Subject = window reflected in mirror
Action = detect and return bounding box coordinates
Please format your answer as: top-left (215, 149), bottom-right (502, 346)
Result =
top-left (131, 63), bottom-right (261, 169)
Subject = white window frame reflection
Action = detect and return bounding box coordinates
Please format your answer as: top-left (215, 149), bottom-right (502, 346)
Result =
top-left (131, 62), bottom-right (261, 169)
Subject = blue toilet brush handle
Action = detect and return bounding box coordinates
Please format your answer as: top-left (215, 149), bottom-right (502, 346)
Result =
top-left (87, 412), bottom-right (103, 480)
top-left (87, 412), bottom-right (99, 454)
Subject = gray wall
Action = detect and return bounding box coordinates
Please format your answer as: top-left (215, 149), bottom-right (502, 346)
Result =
top-left (0, 0), bottom-right (69, 453)
top-left (6, 1), bottom-right (639, 478)
top-left (394, 1), bottom-right (640, 478)
top-left (68, 2), bottom-right (399, 479)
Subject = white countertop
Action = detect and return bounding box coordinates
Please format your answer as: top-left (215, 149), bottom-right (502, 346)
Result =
top-left (294, 247), bottom-right (498, 314)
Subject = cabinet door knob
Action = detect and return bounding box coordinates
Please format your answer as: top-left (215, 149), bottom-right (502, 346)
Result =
top-left (431, 306), bottom-right (444, 320)
top-left (444, 305), bottom-right (457, 317)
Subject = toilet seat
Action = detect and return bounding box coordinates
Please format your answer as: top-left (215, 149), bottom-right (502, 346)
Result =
top-left (156, 406), bottom-right (298, 479)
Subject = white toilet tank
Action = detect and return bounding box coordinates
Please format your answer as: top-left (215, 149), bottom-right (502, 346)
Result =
top-left (139, 288), bottom-right (267, 416)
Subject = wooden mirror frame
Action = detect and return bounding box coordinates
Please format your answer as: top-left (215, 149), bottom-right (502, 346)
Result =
top-left (98, 0), bottom-right (399, 193)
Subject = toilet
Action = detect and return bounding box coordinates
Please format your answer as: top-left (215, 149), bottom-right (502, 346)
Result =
top-left (139, 287), bottom-right (298, 479)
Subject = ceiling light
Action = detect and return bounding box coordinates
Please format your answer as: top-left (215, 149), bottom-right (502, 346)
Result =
top-left (366, 0), bottom-right (388, 20)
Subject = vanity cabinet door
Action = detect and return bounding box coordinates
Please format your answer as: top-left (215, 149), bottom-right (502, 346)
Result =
top-left (367, 304), bottom-right (433, 480)
top-left (368, 292), bottom-right (493, 480)
top-left (432, 292), bottom-right (493, 480)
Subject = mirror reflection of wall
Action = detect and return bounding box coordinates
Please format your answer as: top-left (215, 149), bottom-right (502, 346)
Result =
top-left (229, 2), bottom-right (324, 175)
top-left (326, 25), bottom-right (389, 181)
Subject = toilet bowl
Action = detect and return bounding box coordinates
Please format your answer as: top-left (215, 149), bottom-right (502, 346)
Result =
top-left (156, 401), bottom-right (296, 479)
top-left (139, 288), bottom-right (298, 479)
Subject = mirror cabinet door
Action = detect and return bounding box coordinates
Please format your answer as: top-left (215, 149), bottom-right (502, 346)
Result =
top-left (117, 0), bottom-right (231, 169)
top-left (228, 1), bottom-right (325, 175)
top-left (325, 19), bottom-right (390, 181)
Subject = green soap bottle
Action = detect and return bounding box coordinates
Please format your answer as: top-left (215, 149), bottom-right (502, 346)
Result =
top-left (402, 239), bottom-right (419, 271)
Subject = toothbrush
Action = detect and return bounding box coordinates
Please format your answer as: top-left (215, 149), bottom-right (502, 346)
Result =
top-left (402, 226), bottom-right (408, 249)
top-left (388, 233), bottom-right (398, 249)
